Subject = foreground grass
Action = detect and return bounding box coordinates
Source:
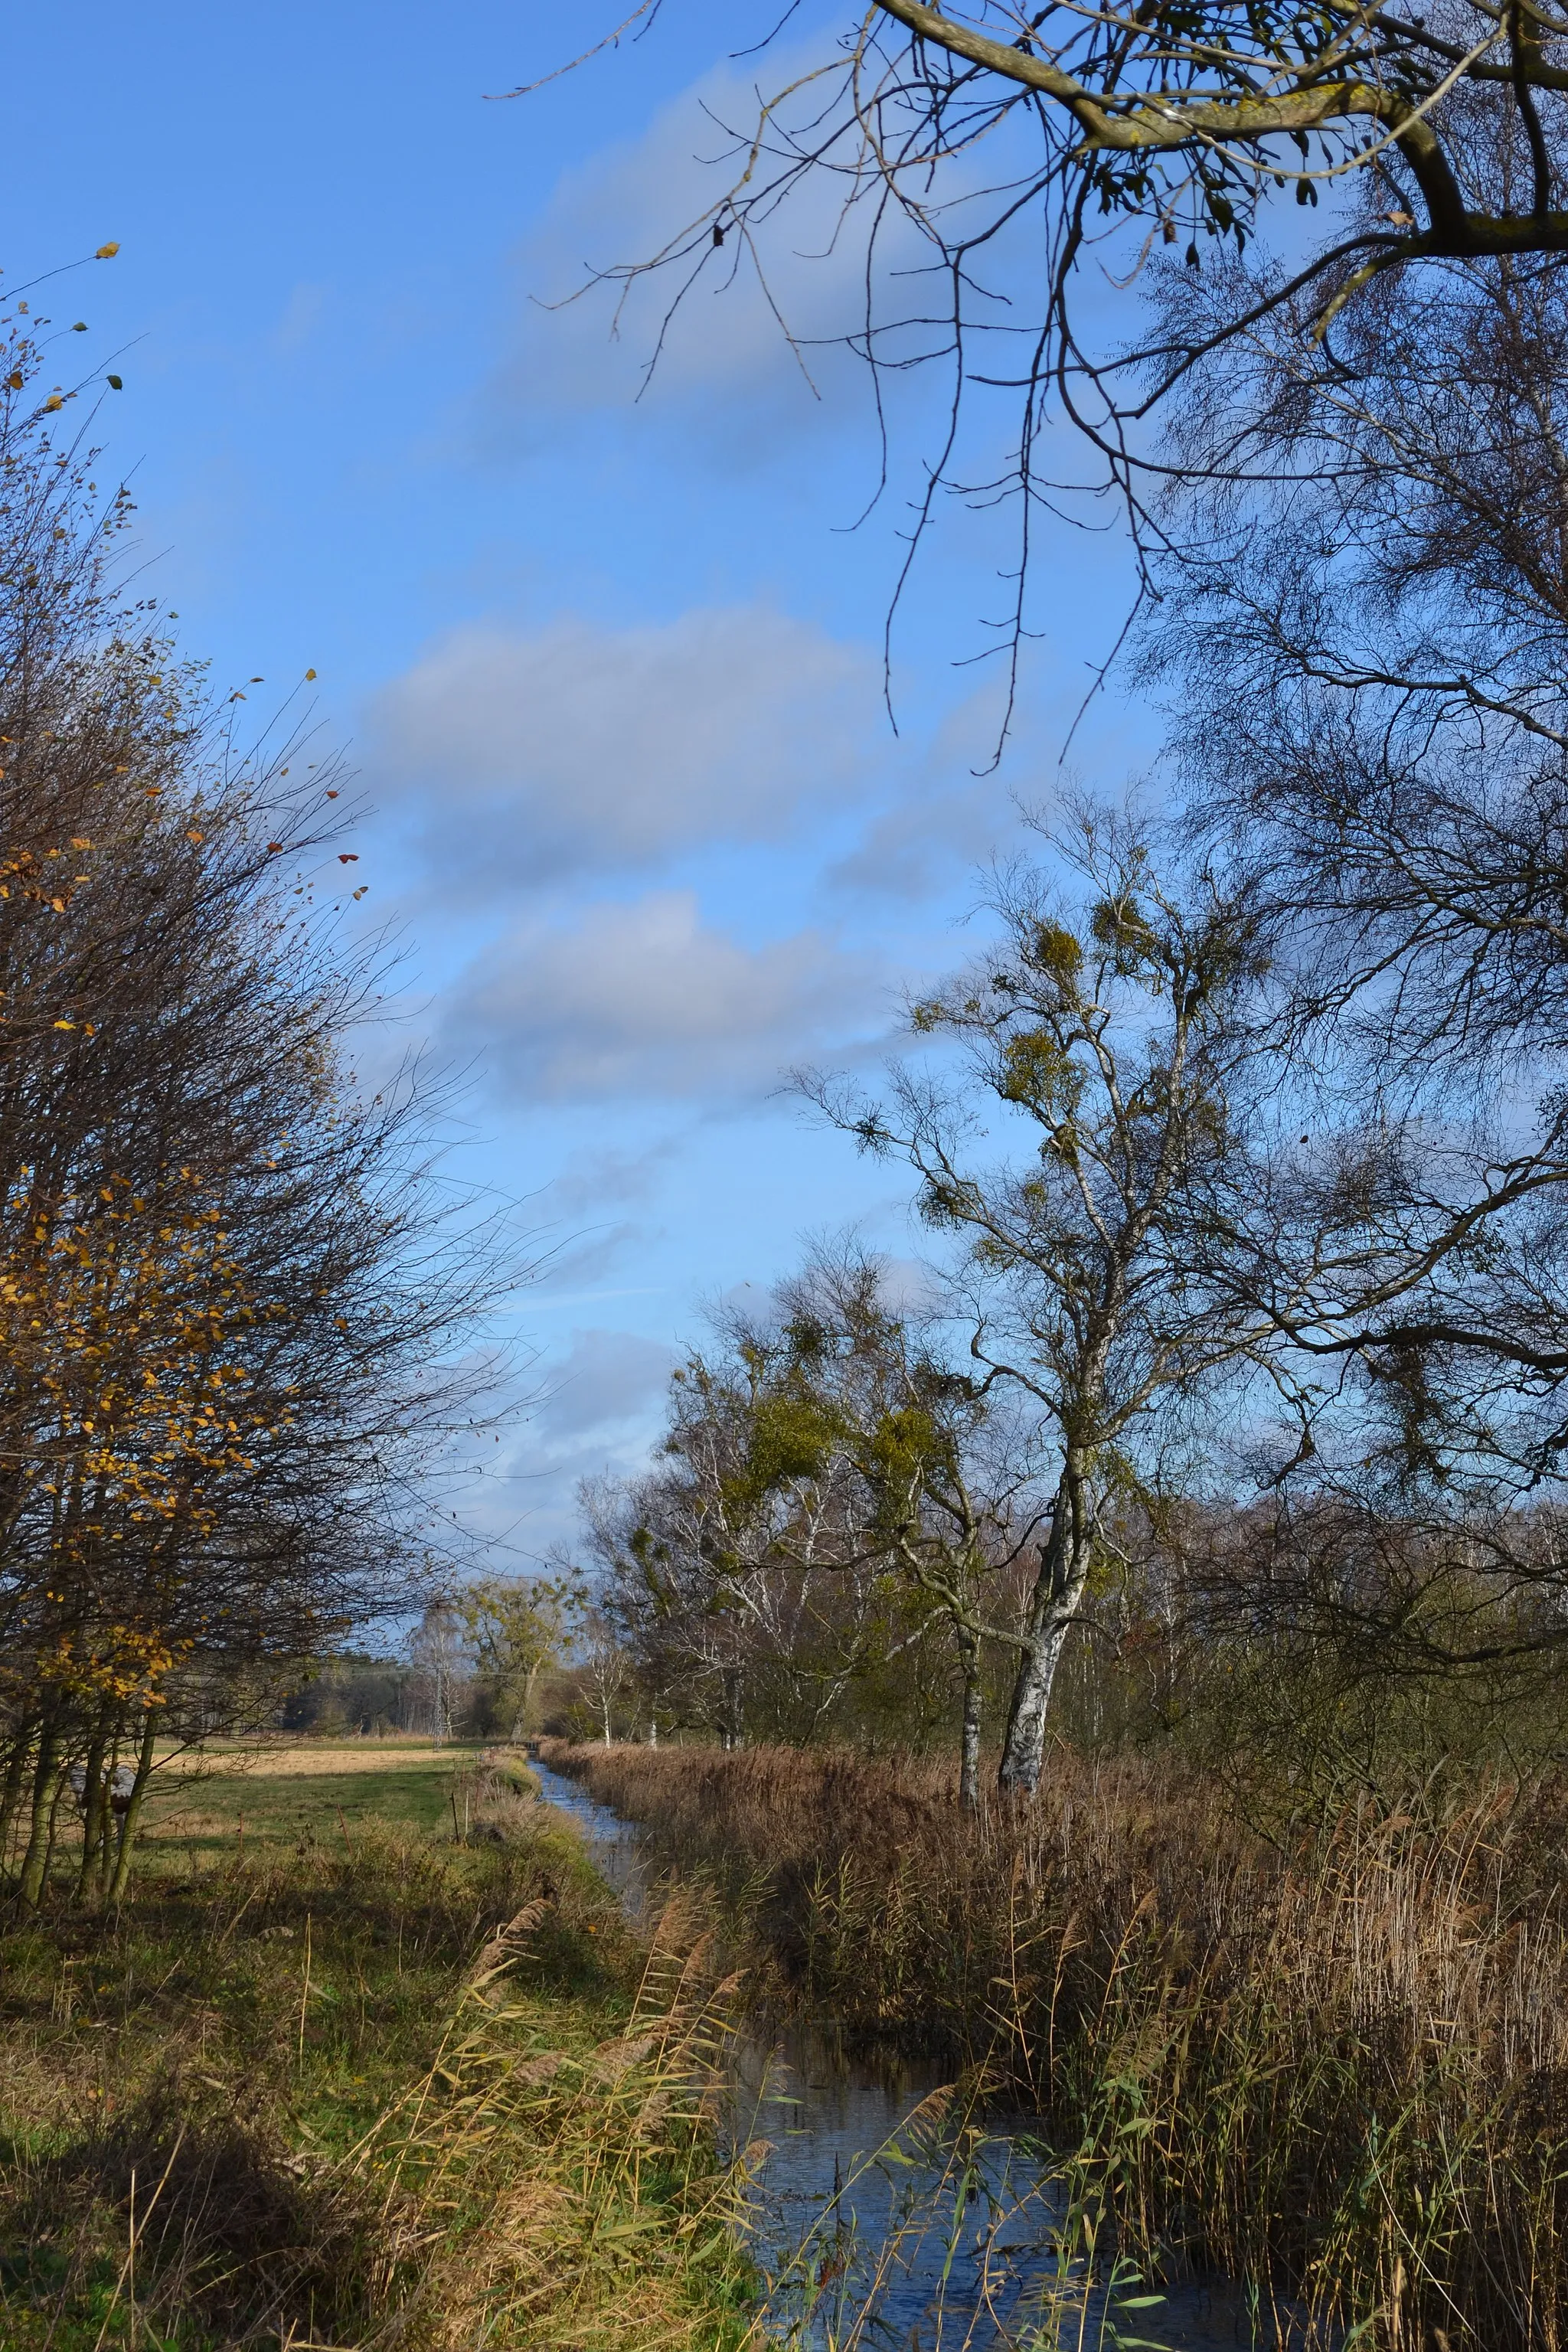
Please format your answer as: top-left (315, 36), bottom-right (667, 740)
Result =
top-left (0, 1745), bottom-right (756, 2350)
top-left (543, 1736), bottom-right (1568, 2352)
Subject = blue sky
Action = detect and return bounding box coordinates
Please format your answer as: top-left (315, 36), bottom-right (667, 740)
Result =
top-left (11, 0), bottom-right (1159, 1563)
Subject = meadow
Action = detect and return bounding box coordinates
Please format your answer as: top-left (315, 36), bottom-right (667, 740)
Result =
top-left (0, 1741), bottom-right (755, 2351)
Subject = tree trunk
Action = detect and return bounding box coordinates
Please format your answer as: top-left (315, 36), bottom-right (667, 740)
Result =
top-left (956, 1625), bottom-right (982, 1815)
top-left (18, 1723), bottom-right (64, 1907)
top-left (96, 1733), bottom-right (123, 1903)
top-left (508, 1661), bottom-right (542, 1746)
top-left (0, 1725), bottom-right (34, 1866)
top-left (106, 1710), bottom-right (160, 1906)
top-left (39, 1763), bottom-right (71, 1895)
top-left (998, 1462), bottom-right (1095, 1799)
top-left (720, 1666), bottom-right (743, 1752)
top-left (75, 1718), bottom-right (109, 1903)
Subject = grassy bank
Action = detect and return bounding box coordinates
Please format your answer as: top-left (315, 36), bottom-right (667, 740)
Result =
top-left (540, 1736), bottom-right (1568, 2350)
top-left (0, 1742), bottom-right (756, 2350)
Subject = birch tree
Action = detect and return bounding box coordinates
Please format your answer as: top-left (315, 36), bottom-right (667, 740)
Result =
top-left (805, 809), bottom-right (1272, 1794)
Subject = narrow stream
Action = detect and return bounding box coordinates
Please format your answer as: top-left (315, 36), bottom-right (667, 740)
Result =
top-left (531, 1756), bottom-right (1287, 2350)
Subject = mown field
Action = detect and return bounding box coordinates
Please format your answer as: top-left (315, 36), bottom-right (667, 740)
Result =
top-left (139, 1738), bottom-right (473, 1851)
top-left (0, 1741), bottom-right (754, 2351)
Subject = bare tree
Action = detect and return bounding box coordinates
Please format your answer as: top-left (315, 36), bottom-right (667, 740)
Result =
top-left (409, 1602), bottom-right (469, 1743)
top-left (1128, 211), bottom-right (1568, 1479)
top-left (982, 209), bottom-right (1568, 1704)
top-left (516, 8), bottom-right (1568, 701)
top-left (577, 1606), bottom-right (634, 1746)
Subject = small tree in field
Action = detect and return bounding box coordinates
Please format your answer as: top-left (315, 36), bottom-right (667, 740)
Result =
top-left (460, 1573), bottom-right (582, 1740)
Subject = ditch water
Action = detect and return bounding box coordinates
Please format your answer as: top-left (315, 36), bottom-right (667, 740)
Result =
top-left (530, 1756), bottom-right (1285, 2352)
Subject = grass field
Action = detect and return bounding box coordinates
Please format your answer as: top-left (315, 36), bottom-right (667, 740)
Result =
top-left (0, 1742), bottom-right (756, 2350)
top-left (139, 1740), bottom-right (480, 1854)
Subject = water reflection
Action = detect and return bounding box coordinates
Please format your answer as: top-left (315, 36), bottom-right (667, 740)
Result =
top-left (728, 2027), bottom-right (1065, 2348)
top-left (531, 1753), bottom-right (648, 1913)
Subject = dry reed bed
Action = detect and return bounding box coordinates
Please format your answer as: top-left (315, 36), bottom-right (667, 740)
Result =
top-left (540, 1739), bottom-right (1568, 2350)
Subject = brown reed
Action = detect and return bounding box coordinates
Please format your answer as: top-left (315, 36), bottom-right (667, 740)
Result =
top-left (538, 1737), bottom-right (1568, 2350)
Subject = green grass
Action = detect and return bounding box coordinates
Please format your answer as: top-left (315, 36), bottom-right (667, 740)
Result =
top-left (144, 1760), bottom-right (472, 1854)
top-left (0, 1747), bottom-right (756, 2350)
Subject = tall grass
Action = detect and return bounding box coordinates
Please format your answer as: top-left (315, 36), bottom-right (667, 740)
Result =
top-left (357, 1872), bottom-right (755, 2350)
top-left (540, 1738), bottom-right (1568, 2350)
top-left (0, 1751), bottom-right (757, 2349)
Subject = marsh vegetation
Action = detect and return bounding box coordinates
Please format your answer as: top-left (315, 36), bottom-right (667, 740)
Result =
top-left (16, 27), bottom-right (1568, 2352)
top-left (544, 1737), bottom-right (1568, 2351)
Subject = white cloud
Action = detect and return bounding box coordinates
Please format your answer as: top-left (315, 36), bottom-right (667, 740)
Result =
top-left (367, 607), bottom-right (880, 886)
top-left (486, 41), bottom-right (986, 469)
top-left (830, 779), bottom-right (1007, 899)
top-left (445, 888), bottom-right (883, 1102)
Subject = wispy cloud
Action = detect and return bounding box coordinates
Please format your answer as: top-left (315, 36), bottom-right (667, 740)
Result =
top-left (365, 606), bottom-right (883, 890)
top-left (531, 1326), bottom-right (677, 1439)
top-left (441, 887), bottom-right (887, 1103)
top-left (497, 47), bottom-right (923, 429)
